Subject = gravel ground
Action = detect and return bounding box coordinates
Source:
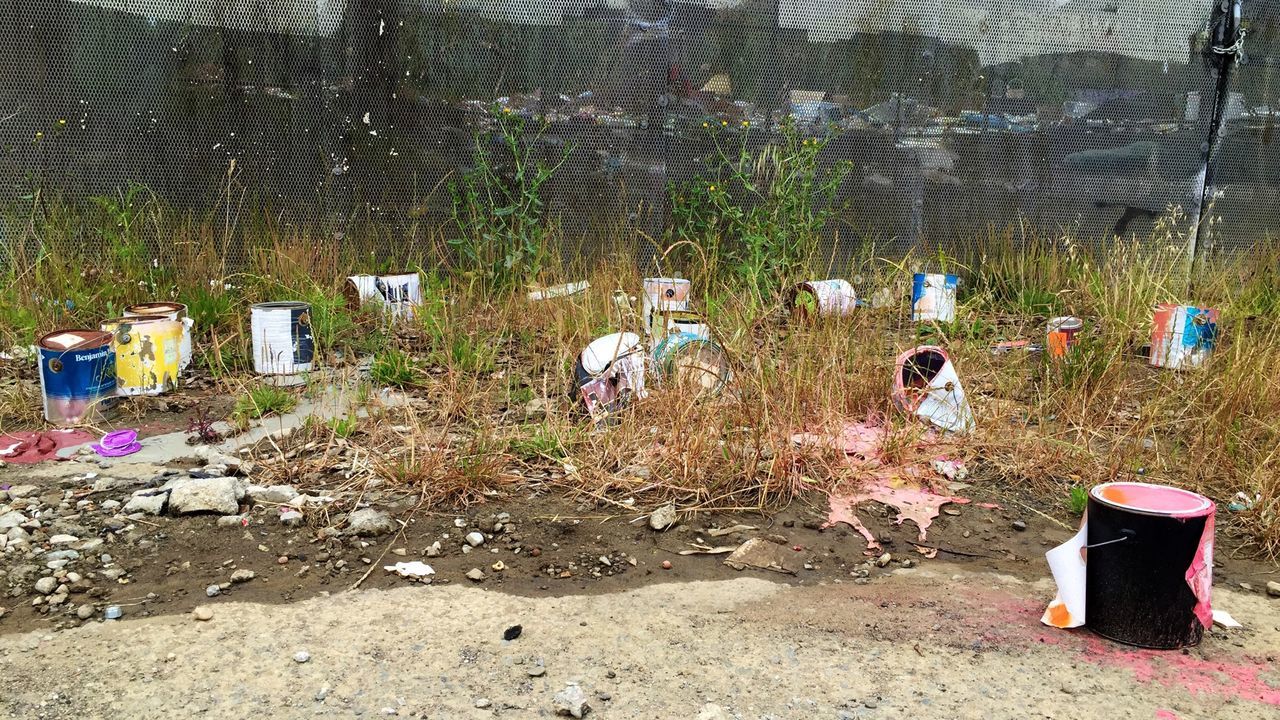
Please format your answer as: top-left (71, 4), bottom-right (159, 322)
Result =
top-left (1, 566), bottom-right (1277, 719)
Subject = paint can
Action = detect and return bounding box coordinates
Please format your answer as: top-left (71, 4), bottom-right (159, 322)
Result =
top-left (892, 346), bottom-right (974, 433)
top-left (1085, 481), bottom-right (1215, 649)
top-left (37, 329), bottom-right (117, 425)
top-left (123, 302), bottom-right (194, 371)
top-left (641, 277), bottom-right (691, 341)
top-left (790, 279), bottom-right (857, 320)
top-left (1046, 316), bottom-right (1084, 358)
top-left (573, 332), bottom-right (647, 420)
top-left (343, 272), bottom-right (422, 320)
top-left (250, 302), bottom-right (314, 377)
top-left (911, 273), bottom-right (958, 323)
top-left (1150, 304), bottom-right (1219, 370)
top-left (653, 332), bottom-right (731, 395)
top-left (100, 316), bottom-right (182, 396)
top-left (664, 310), bottom-right (711, 341)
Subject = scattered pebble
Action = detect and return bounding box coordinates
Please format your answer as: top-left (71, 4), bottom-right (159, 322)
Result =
top-left (230, 569), bottom-right (256, 584)
top-left (475, 698), bottom-right (492, 709)
top-left (206, 584), bottom-right (221, 597)
top-left (294, 650), bottom-right (311, 663)
top-left (661, 560), bottom-right (672, 570)
top-left (192, 607), bottom-right (213, 621)
top-left (1267, 581), bottom-right (1280, 598)
top-left (648, 503), bottom-right (678, 531)
top-left (465, 568), bottom-right (486, 582)
top-left (1012, 520), bottom-right (1028, 532)
top-left (553, 682), bottom-right (590, 718)
top-left (465, 531), bottom-right (486, 547)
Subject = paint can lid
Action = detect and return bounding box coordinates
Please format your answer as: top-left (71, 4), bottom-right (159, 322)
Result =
top-left (252, 301), bottom-right (310, 310)
top-left (38, 329), bottom-right (112, 351)
top-left (1047, 316), bottom-right (1083, 331)
top-left (124, 302), bottom-right (186, 317)
top-left (1090, 481), bottom-right (1212, 517)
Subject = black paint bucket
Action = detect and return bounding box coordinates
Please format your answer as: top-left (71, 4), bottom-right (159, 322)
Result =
top-left (1085, 482), bottom-right (1215, 649)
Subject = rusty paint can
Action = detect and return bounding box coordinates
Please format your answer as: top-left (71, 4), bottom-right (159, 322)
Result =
top-left (251, 302), bottom-right (314, 376)
top-left (790, 279), bottom-right (857, 320)
top-left (100, 315), bottom-right (182, 396)
top-left (1046, 316), bottom-right (1083, 358)
top-left (37, 329), bottom-right (117, 425)
top-left (653, 333), bottom-right (731, 395)
top-left (123, 302), bottom-right (193, 371)
top-left (343, 272), bottom-right (422, 320)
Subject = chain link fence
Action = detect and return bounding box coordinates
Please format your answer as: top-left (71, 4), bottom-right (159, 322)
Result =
top-left (0, 1), bottom-right (1272, 269)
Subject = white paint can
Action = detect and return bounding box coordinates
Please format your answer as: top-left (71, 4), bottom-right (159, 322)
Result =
top-left (344, 272), bottom-right (422, 320)
top-left (641, 277), bottom-right (692, 344)
top-left (251, 302), bottom-right (314, 376)
top-left (790, 279), bottom-right (857, 319)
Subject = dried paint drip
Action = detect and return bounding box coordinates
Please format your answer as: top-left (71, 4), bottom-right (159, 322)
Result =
top-left (0, 429), bottom-right (95, 464)
top-left (796, 420), bottom-right (971, 554)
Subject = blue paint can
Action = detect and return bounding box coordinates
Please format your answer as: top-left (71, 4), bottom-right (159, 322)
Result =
top-left (37, 329), bottom-right (117, 425)
top-left (911, 273), bottom-right (959, 322)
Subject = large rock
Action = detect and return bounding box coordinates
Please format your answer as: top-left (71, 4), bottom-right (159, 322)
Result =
top-left (345, 509), bottom-right (396, 537)
top-left (167, 477), bottom-right (244, 515)
top-left (0, 511), bottom-right (27, 529)
top-left (123, 491), bottom-right (168, 516)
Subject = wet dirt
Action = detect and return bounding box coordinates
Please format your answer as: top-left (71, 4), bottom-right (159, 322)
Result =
top-left (1, 475), bottom-right (1274, 636)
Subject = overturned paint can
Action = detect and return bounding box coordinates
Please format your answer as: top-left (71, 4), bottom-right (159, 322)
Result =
top-left (344, 272), bottom-right (422, 320)
top-left (1086, 481), bottom-right (1214, 649)
top-left (123, 302), bottom-right (194, 371)
top-left (37, 329), bottom-right (117, 425)
top-left (251, 302), bottom-right (314, 377)
top-left (892, 346), bottom-right (974, 433)
top-left (100, 316), bottom-right (182, 396)
top-left (573, 332), bottom-right (647, 420)
top-left (1046, 316), bottom-right (1084, 358)
top-left (911, 273), bottom-right (958, 323)
top-left (1150, 304), bottom-right (1218, 370)
top-left (641, 277), bottom-right (692, 342)
top-left (790, 279), bottom-right (857, 320)
top-left (653, 333), bottom-right (731, 395)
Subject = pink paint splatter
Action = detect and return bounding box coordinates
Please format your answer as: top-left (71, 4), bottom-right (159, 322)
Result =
top-left (1154, 711), bottom-right (1179, 720)
top-left (1080, 636), bottom-right (1280, 706)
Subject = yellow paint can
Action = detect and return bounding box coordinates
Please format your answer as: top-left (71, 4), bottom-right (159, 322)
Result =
top-left (100, 315), bottom-right (182, 396)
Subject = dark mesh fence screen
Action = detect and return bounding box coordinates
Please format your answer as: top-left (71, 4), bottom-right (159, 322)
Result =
top-left (0, 1), bottom-right (1270, 268)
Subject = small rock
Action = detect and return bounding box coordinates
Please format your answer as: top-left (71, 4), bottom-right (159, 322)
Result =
top-left (205, 584), bottom-right (221, 597)
top-left (648, 504), bottom-right (678, 531)
top-left (216, 515), bottom-right (248, 528)
top-left (875, 553), bottom-right (892, 568)
top-left (76, 604), bottom-right (95, 620)
top-left (246, 484), bottom-right (299, 504)
top-left (426, 541), bottom-right (441, 558)
top-left (294, 650), bottom-right (311, 663)
top-left (230, 569), bottom-right (256, 584)
top-left (314, 685), bottom-right (330, 701)
top-left (192, 607), bottom-right (214, 621)
top-left (279, 510), bottom-right (305, 526)
top-left (474, 698), bottom-right (492, 709)
top-left (863, 698), bottom-right (879, 709)
top-left (346, 509), bottom-right (397, 537)
top-left (553, 683), bottom-right (591, 718)
top-left (1267, 581), bottom-right (1280, 598)
top-left (123, 492), bottom-right (168, 516)
top-left (527, 664), bottom-right (546, 677)
top-left (48, 534), bottom-right (79, 545)
top-left (6, 485), bottom-right (38, 499)
top-left (1012, 520), bottom-right (1028, 531)
top-left (34, 576), bottom-right (58, 595)
top-left (465, 531), bottom-right (486, 547)
top-left (503, 625), bottom-right (523, 641)
top-left (697, 703), bottom-right (731, 720)
top-left (661, 560), bottom-right (672, 570)
top-left (465, 568), bottom-right (486, 582)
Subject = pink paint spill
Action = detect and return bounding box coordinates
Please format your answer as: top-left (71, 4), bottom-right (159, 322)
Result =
top-left (1081, 636), bottom-right (1280, 706)
top-left (1154, 711), bottom-right (1179, 720)
top-left (798, 420), bottom-right (973, 553)
top-left (0, 429), bottom-right (94, 463)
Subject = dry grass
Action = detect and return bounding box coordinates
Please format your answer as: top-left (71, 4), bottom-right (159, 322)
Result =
top-left (1, 203), bottom-right (1279, 556)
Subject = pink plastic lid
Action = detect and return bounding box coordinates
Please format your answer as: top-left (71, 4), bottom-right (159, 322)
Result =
top-left (1090, 481), bottom-right (1212, 517)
